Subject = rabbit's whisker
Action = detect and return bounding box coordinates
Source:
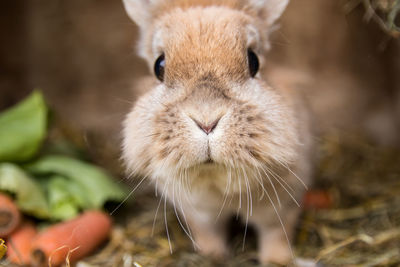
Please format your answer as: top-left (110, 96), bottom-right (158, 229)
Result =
top-left (152, 176), bottom-right (169, 236)
top-left (241, 165), bottom-right (252, 251)
top-left (260, 165), bottom-right (281, 208)
top-left (164, 185), bottom-right (173, 254)
top-left (113, 97), bottom-right (135, 105)
top-left (252, 164), bottom-right (295, 259)
top-left (172, 178), bottom-right (198, 248)
top-left (262, 183), bottom-right (295, 263)
top-left (277, 161), bottom-right (308, 190)
top-left (253, 167), bottom-right (266, 201)
top-left (272, 169), bottom-right (296, 194)
top-left (109, 173), bottom-right (148, 216)
top-left (236, 166), bottom-right (242, 218)
top-left (177, 176), bottom-right (198, 250)
top-left (215, 165), bottom-right (232, 222)
top-left (264, 166), bottom-right (300, 207)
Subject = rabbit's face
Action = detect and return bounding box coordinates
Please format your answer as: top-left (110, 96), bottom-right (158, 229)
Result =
top-left (123, 7), bottom-right (299, 179)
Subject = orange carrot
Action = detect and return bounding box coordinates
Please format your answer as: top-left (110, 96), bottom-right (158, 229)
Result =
top-left (31, 210), bottom-right (112, 266)
top-left (302, 190), bottom-right (333, 210)
top-left (0, 193), bottom-right (21, 237)
top-left (6, 222), bottom-right (38, 265)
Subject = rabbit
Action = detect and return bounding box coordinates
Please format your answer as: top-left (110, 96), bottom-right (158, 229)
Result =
top-left (121, 0), bottom-right (314, 264)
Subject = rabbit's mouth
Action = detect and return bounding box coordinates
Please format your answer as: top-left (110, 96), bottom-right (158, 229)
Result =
top-left (202, 158), bottom-right (214, 164)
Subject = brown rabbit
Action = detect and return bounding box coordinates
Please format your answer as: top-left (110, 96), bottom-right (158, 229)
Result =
top-left (122, 0), bottom-right (313, 264)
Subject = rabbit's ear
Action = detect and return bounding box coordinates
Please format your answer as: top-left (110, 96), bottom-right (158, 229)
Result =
top-left (247, 0), bottom-right (289, 26)
top-left (123, 0), bottom-right (157, 27)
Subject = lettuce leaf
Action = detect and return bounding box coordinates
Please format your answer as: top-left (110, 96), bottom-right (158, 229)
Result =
top-left (0, 91), bottom-right (47, 162)
top-left (0, 92), bottom-right (127, 221)
top-left (26, 155), bottom-right (126, 210)
top-left (41, 175), bottom-right (89, 220)
top-left (0, 163), bottom-right (49, 218)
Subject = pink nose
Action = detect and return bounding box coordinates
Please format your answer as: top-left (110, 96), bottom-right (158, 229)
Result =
top-left (194, 118), bottom-right (220, 134)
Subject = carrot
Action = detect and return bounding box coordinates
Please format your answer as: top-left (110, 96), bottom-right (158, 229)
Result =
top-left (31, 210), bottom-right (112, 266)
top-left (302, 190), bottom-right (333, 210)
top-left (6, 222), bottom-right (38, 265)
top-left (0, 193), bottom-right (21, 237)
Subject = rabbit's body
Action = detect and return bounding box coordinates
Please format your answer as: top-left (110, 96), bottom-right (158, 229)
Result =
top-left (122, 0), bottom-right (313, 264)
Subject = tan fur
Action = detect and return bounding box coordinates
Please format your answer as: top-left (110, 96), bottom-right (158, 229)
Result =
top-left (122, 0), bottom-right (313, 264)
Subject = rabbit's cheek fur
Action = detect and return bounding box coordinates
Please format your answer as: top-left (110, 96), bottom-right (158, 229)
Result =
top-left (138, 82), bottom-right (297, 174)
top-left (123, 75), bottom-right (300, 178)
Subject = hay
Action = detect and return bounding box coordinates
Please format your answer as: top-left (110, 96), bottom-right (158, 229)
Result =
top-left (295, 134), bottom-right (400, 266)
top-left (74, 133), bottom-right (400, 267)
top-left (2, 132), bottom-right (398, 266)
top-left (346, 0), bottom-right (400, 37)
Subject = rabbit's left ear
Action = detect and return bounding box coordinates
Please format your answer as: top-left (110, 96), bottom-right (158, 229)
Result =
top-left (246, 0), bottom-right (289, 26)
top-left (122, 0), bottom-right (159, 28)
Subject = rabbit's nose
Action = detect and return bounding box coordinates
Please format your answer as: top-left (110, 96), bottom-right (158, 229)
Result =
top-left (193, 118), bottom-right (220, 135)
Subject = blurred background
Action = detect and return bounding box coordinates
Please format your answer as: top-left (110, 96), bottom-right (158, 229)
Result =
top-left (1, 1), bottom-right (400, 266)
top-left (1, 0), bottom-right (400, 168)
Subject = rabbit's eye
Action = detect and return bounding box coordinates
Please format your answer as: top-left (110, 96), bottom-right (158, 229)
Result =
top-left (154, 54), bottom-right (165, 81)
top-left (247, 49), bottom-right (259, 77)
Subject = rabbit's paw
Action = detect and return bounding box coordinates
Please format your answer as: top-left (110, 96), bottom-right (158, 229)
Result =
top-left (258, 230), bottom-right (292, 265)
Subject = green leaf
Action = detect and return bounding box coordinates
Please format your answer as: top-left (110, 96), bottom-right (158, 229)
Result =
top-left (0, 163), bottom-right (49, 218)
top-left (0, 91), bottom-right (47, 162)
top-left (42, 175), bottom-right (89, 220)
top-left (45, 178), bottom-right (79, 220)
top-left (26, 155), bottom-right (126, 209)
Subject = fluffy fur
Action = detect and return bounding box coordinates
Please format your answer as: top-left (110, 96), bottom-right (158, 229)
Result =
top-left (122, 0), bottom-right (313, 264)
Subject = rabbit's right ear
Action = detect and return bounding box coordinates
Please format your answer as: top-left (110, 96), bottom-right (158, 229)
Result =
top-left (246, 0), bottom-right (289, 26)
top-left (123, 0), bottom-right (156, 28)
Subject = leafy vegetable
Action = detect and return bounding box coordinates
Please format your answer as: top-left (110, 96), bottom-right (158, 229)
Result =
top-left (0, 91), bottom-right (47, 162)
top-left (0, 163), bottom-right (49, 218)
top-left (0, 92), bottom-right (127, 221)
top-left (41, 175), bottom-right (93, 220)
top-left (26, 156), bottom-right (126, 210)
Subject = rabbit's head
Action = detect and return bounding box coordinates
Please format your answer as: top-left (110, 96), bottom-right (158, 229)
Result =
top-left (122, 0), bottom-right (299, 181)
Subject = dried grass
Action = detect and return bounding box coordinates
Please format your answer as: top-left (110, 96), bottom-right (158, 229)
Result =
top-left (345, 0), bottom-right (400, 37)
top-left (75, 133), bottom-right (400, 267)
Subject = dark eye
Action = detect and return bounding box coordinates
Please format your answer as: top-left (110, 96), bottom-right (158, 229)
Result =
top-left (247, 49), bottom-right (259, 77)
top-left (154, 54), bottom-right (165, 81)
